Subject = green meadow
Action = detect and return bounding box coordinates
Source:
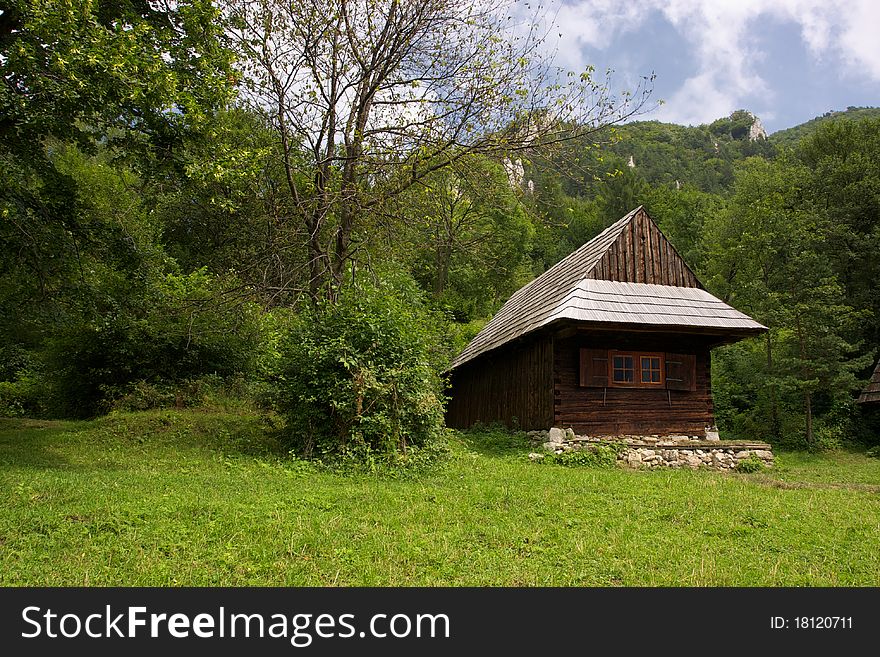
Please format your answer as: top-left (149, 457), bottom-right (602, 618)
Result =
top-left (1, 411), bottom-right (878, 586)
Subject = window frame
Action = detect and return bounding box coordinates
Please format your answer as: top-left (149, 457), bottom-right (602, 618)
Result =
top-left (607, 350), bottom-right (665, 388)
top-left (638, 353), bottom-right (664, 386)
top-left (610, 352), bottom-right (636, 385)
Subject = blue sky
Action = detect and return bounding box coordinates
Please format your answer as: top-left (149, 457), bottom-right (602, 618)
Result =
top-left (537, 0), bottom-right (880, 133)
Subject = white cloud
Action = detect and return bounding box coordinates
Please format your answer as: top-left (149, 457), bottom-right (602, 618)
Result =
top-left (835, 0), bottom-right (880, 79)
top-left (536, 0), bottom-right (880, 125)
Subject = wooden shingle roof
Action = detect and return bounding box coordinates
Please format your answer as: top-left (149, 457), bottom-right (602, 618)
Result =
top-left (858, 360), bottom-right (880, 404)
top-left (450, 207), bottom-right (767, 370)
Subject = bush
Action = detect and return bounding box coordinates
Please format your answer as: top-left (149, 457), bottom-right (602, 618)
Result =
top-left (278, 278), bottom-right (446, 461)
top-left (44, 269), bottom-right (261, 417)
top-left (0, 346), bottom-right (47, 417)
top-left (108, 375), bottom-right (255, 413)
top-left (734, 456), bottom-right (765, 474)
top-left (0, 371), bottom-right (46, 417)
top-left (537, 445), bottom-right (620, 468)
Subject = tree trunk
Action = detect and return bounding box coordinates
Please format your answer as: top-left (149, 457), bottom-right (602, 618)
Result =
top-left (433, 242), bottom-right (452, 298)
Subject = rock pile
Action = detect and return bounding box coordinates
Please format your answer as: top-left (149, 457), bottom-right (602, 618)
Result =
top-left (527, 429), bottom-right (773, 470)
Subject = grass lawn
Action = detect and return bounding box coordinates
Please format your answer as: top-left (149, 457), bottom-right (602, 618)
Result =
top-left (1, 410), bottom-right (879, 586)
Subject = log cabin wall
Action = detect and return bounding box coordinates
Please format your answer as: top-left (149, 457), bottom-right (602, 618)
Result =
top-left (554, 330), bottom-right (715, 436)
top-left (446, 334), bottom-right (554, 430)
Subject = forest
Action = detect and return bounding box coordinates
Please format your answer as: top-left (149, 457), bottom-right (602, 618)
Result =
top-left (2, 0), bottom-right (879, 461)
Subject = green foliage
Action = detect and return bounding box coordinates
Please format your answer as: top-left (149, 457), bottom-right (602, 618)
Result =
top-left (704, 155), bottom-right (872, 447)
top-left (771, 106), bottom-right (880, 149)
top-left (734, 456), bottom-right (765, 474)
top-left (525, 178), bottom-right (607, 271)
top-left (643, 183), bottom-right (725, 275)
top-left (0, 0), bottom-right (234, 155)
top-left (596, 166), bottom-right (648, 225)
top-left (394, 156), bottom-right (535, 321)
top-left (109, 375), bottom-right (256, 414)
top-left (277, 277), bottom-right (446, 461)
top-left (709, 110), bottom-right (755, 141)
top-left (0, 0), bottom-right (236, 321)
top-left (0, 345), bottom-right (46, 417)
top-left (796, 118), bottom-right (880, 349)
top-left (158, 109), bottom-right (309, 302)
top-left (44, 269), bottom-right (262, 417)
top-left (0, 372), bottom-right (46, 418)
top-left (538, 445), bottom-right (620, 468)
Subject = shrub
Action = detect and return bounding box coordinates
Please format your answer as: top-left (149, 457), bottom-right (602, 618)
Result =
top-left (108, 375), bottom-right (255, 413)
top-left (0, 371), bottom-right (46, 417)
top-left (734, 456), bottom-right (765, 474)
top-left (44, 269), bottom-right (261, 417)
top-left (0, 346), bottom-right (47, 417)
top-left (538, 445), bottom-right (620, 468)
top-left (278, 278), bottom-right (446, 461)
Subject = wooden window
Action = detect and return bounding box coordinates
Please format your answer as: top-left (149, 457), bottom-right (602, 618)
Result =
top-left (611, 353), bottom-right (635, 383)
top-left (640, 355), bottom-right (663, 385)
top-left (581, 349), bottom-right (696, 391)
top-left (609, 350), bottom-right (664, 388)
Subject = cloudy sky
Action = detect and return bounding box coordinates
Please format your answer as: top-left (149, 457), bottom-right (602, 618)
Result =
top-left (537, 0), bottom-right (880, 133)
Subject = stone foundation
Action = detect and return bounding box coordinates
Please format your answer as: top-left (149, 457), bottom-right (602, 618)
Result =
top-left (527, 428), bottom-right (773, 470)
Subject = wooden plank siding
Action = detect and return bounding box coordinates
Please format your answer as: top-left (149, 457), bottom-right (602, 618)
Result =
top-left (586, 209), bottom-right (701, 288)
top-left (858, 359), bottom-right (880, 404)
top-left (445, 335), bottom-right (554, 430)
top-left (554, 330), bottom-right (715, 436)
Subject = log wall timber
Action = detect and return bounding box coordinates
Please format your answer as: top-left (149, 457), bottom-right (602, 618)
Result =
top-left (446, 335), bottom-right (554, 430)
top-left (554, 330), bottom-right (715, 436)
top-left (588, 209), bottom-right (701, 287)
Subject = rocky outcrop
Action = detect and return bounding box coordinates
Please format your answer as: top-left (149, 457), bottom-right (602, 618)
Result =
top-left (748, 113), bottom-right (767, 141)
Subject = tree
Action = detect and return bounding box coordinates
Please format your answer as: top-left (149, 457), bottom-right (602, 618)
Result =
top-left (0, 2), bottom-right (249, 417)
top-left (1, 1), bottom-right (233, 155)
top-left (643, 182), bottom-right (725, 275)
top-left (393, 155), bottom-right (533, 320)
top-left (1, 0), bottom-right (235, 327)
top-left (796, 118), bottom-right (880, 350)
top-left (158, 107), bottom-right (313, 305)
top-left (227, 0), bottom-right (653, 300)
top-left (705, 156), bottom-right (869, 445)
top-left (596, 165), bottom-right (648, 225)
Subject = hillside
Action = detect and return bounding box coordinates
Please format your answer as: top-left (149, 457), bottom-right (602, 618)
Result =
top-left (526, 109), bottom-right (776, 203)
top-left (536, 107), bottom-right (880, 197)
top-left (771, 106), bottom-right (880, 149)
top-left (605, 111), bottom-right (775, 193)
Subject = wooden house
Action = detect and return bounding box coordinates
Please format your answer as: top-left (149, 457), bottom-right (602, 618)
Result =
top-left (858, 360), bottom-right (880, 404)
top-left (446, 207), bottom-right (767, 437)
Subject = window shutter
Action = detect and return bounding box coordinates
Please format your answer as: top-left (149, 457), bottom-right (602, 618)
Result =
top-left (580, 349), bottom-right (609, 387)
top-left (665, 353), bottom-right (696, 391)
